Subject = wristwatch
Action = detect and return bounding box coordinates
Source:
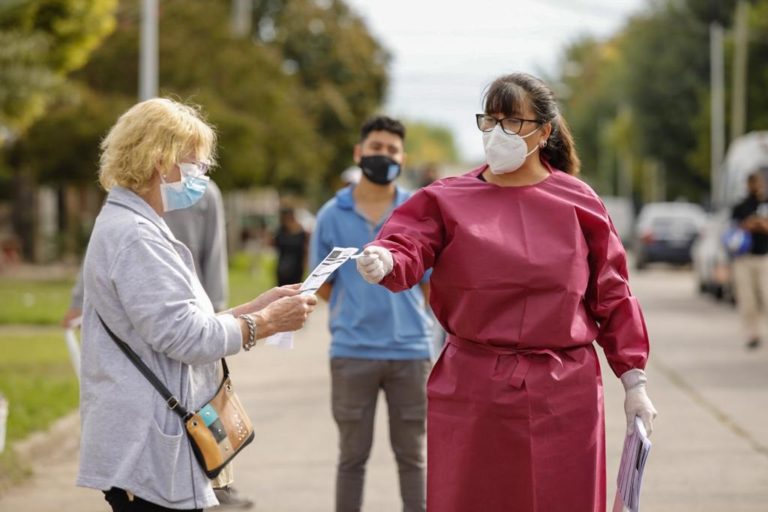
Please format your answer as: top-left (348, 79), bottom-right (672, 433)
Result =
top-left (240, 314), bottom-right (257, 351)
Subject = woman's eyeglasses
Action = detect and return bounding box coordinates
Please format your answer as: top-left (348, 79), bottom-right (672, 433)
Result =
top-left (475, 114), bottom-right (540, 136)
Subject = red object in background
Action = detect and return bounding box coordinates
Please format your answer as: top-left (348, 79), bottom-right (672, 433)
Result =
top-left (640, 231), bottom-right (655, 245)
top-left (375, 164), bottom-right (649, 512)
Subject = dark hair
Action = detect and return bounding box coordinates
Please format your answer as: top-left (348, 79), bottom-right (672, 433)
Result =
top-left (483, 72), bottom-right (581, 175)
top-left (360, 116), bottom-right (406, 142)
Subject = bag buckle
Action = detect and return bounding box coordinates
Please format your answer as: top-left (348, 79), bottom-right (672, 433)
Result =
top-left (166, 396), bottom-right (180, 411)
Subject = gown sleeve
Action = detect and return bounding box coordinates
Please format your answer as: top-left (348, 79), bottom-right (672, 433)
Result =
top-left (372, 188), bottom-right (445, 292)
top-left (583, 198), bottom-right (650, 377)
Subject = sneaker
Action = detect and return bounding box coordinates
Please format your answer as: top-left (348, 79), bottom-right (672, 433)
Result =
top-left (207, 486), bottom-right (255, 510)
top-left (746, 338), bottom-right (761, 350)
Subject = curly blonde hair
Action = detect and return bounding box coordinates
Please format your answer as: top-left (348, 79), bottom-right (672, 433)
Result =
top-left (98, 98), bottom-right (217, 193)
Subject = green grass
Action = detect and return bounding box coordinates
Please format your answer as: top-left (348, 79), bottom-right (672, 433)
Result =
top-left (228, 251), bottom-right (277, 306)
top-left (0, 329), bottom-right (80, 443)
top-left (0, 279), bottom-right (75, 325)
top-left (0, 328), bottom-right (80, 487)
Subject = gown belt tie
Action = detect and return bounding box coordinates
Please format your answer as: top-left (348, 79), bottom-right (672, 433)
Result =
top-left (447, 335), bottom-right (587, 388)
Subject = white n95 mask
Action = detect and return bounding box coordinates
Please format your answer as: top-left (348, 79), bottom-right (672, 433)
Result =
top-left (482, 125), bottom-right (540, 174)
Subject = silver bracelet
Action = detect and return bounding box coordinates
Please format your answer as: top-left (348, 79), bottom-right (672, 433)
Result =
top-left (240, 314), bottom-right (257, 351)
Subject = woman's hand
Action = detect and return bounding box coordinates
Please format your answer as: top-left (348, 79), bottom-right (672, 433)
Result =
top-left (230, 284), bottom-right (301, 317)
top-left (355, 246), bottom-right (393, 284)
top-left (621, 369), bottom-right (658, 437)
top-left (253, 293), bottom-right (318, 339)
top-left (250, 284), bottom-right (302, 311)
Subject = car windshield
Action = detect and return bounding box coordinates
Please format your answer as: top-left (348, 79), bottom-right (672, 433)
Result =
top-left (650, 216), bottom-right (699, 233)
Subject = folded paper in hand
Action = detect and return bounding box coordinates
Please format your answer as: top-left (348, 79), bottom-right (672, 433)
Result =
top-left (265, 247), bottom-right (359, 349)
top-left (613, 416), bottom-right (652, 512)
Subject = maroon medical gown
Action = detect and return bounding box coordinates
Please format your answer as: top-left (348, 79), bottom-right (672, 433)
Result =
top-left (375, 164), bottom-right (649, 512)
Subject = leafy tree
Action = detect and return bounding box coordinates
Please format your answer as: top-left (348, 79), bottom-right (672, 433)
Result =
top-left (555, 35), bottom-right (629, 193)
top-left (8, 86), bottom-right (129, 186)
top-left (28, 0), bottom-right (324, 196)
top-left (558, 0), bottom-right (768, 204)
top-left (619, 2), bottom-right (712, 200)
top-left (403, 121), bottom-right (459, 168)
top-left (250, 0), bottom-right (390, 193)
top-left (743, 0), bottom-right (768, 132)
top-left (3, 0), bottom-right (390, 259)
top-left (0, 0), bottom-right (117, 133)
top-left (68, 0), bottom-right (388, 198)
top-left (0, 0), bottom-right (117, 260)
top-left (0, 30), bottom-right (61, 135)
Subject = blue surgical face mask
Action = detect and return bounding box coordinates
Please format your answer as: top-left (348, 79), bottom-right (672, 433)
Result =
top-left (160, 162), bottom-right (210, 212)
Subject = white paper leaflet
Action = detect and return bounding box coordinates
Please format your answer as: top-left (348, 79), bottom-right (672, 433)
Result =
top-left (613, 416), bottom-right (652, 512)
top-left (265, 247), bottom-right (359, 349)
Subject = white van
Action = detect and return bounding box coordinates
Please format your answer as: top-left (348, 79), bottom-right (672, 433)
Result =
top-left (717, 131), bottom-right (768, 207)
top-left (693, 131), bottom-right (768, 300)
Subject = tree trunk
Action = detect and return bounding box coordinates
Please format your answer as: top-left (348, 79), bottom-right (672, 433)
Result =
top-left (10, 170), bottom-right (38, 262)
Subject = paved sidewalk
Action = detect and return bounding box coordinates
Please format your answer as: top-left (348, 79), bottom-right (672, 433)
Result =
top-left (0, 268), bottom-right (767, 511)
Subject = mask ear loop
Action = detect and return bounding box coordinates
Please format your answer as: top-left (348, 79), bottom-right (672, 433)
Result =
top-left (524, 144), bottom-right (540, 158)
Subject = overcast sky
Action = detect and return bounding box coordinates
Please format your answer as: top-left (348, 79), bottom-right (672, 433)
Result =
top-left (344, 0), bottom-right (648, 164)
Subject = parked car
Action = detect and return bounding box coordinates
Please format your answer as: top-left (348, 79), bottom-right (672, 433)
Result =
top-left (633, 202), bottom-right (707, 269)
top-left (691, 209), bottom-right (734, 301)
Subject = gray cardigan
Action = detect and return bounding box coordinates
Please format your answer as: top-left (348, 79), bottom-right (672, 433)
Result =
top-left (76, 187), bottom-right (242, 509)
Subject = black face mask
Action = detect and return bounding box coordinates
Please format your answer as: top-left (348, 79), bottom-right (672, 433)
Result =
top-left (359, 155), bottom-right (402, 185)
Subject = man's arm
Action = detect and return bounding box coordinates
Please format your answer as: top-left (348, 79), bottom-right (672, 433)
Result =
top-left (61, 265), bottom-right (85, 327)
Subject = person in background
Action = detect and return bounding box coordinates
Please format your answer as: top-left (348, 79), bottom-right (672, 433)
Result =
top-left (272, 207), bottom-right (308, 287)
top-left (731, 171), bottom-right (768, 350)
top-left (416, 164), bottom-right (440, 189)
top-left (75, 97), bottom-right (317, 512)
top-left (356, 73), bottom-right (657, 512)
top-left (310, 116), bottom-right (433, 512)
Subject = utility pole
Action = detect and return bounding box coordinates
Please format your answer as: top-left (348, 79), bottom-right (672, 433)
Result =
top-left (231, 0), bottom-right (253, 38)
top-left (730, 0), bottom-right (750, 142)
top-left (710, 21), bottom-right (725, 207)
top-left (616, 104), bottom-right (634, 203)
top-left (139, 0), bottom-right (158, 101)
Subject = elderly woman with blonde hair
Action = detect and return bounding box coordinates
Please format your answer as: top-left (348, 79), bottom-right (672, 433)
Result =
top-left (76, 98), bottom-right (317, 512)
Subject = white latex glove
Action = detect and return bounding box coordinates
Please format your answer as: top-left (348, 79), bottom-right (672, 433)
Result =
top-left (355, 245), bottom-right (393, 284)
top-left (620, 368), bottom-right (658, 437)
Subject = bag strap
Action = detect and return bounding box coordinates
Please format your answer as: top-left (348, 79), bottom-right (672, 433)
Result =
top-left (96, 313), bottom-right (224, 421)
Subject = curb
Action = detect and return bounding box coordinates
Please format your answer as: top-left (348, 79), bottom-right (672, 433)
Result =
top-left (14, 409), bottom-right (80, 462)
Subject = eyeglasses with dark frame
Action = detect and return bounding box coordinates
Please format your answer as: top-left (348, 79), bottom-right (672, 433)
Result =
top-left (475, 114), bottom-right (540, 136)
